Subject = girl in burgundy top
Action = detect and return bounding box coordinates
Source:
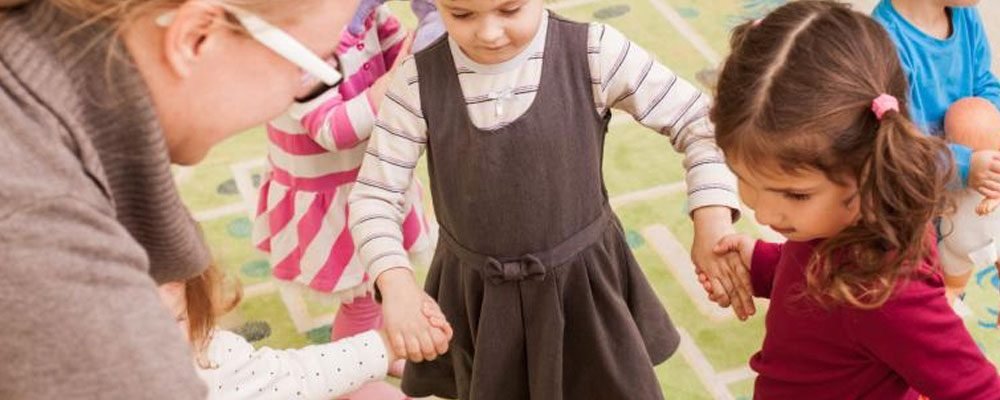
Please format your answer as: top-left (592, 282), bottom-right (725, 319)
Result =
top-left (700, 2), bottom-right (1000, 398)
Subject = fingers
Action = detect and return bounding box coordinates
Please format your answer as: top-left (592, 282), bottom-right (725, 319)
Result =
top-left (988, 154), bottom-right (1000, 173)
top-left (422, 299), bottom-right (444, 319)
top-left (712, 235), bottom-right (741, 255)
top-left (405, 333), bottom-right (424, 362)
top-left (976, 180), bottom-right (1000, 199)
top-left (708, 289), bottom-right (731, 307)
top-left (715, 269), bottom-right (736, 297)
top-left (727, 254), bottom-right (755, 319)
top-left (390, 331), bottom-right (407, 362)
top-left (977, 200), bottom-right (993, 216)
top-left (699, 271), bottom-right (733, 306)
top-left (697, 272), bottom-right (711, 291)
top-left (422, 296), bottom-right (454, 360)
top-left (430, 325), bottom-right (450, 355)
top-left (417, 329), bottom-right (438, 361)
top-left (709, 277), bottom-right (732, 307)
top-left (722, 266), bottom-right (749, 320)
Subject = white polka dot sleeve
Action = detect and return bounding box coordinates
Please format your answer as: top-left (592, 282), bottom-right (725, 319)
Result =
top-left (196, 330), bottom-right (390, 400)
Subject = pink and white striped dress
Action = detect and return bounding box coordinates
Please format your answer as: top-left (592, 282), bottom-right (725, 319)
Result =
top-left (253, 5), bottom-right (433, 299)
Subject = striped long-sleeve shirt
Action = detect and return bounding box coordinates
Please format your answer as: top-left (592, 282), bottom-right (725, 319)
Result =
top-left (276, 5), bottom-right (406, 154)
top-left (350, 11), bottom-right (740, 279)
top-left (254, 5), bottom-right (432, 295)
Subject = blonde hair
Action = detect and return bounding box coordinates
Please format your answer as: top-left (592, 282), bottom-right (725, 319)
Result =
top-left (45, 0), bottom-right (313, 30)
top-left (184, 262), bottom-right (242, 368)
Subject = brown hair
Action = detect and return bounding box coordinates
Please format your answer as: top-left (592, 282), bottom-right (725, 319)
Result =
top-left (43, 0), bottom-right (312, 30)
top-left (185, 262), bottom-right (242, 368)
top-left (711, 1), bottom-right (953, 309)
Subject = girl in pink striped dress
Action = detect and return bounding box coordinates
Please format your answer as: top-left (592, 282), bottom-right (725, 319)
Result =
top-left (252, 4), bottom-right (439, 396)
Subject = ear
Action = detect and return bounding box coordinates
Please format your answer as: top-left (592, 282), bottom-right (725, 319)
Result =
top-left (161, 1), bottom-right (227, 78)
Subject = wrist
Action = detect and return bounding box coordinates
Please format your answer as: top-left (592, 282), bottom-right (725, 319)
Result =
top-left (692, 206), bottom-right (735, 236)
top-left (376, 267), bottom-right (416, 296)
top-left (692, 205), bottom-right (734, 222)
top-left (295, 81), bottom-right (334, 103)
top-left (742, 238), bottom-right (756, 268)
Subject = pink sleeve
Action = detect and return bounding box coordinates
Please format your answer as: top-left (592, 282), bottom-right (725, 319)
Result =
top-left (375, 11), bottom-right (405, 67)
top-left (298, 91), bottom-right (377, 151)
top-left (750, 240), bottom-right (782, 298)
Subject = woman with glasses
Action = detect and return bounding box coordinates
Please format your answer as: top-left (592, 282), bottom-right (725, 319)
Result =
top-left (0, 0), bottom-right (375, 398)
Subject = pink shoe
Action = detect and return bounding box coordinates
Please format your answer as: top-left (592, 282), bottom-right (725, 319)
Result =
top-left (340, 381), bottom-right (410, 400)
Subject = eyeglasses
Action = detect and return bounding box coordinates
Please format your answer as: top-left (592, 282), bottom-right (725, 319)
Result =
top-left (155, 4), bottom-right (343, 87)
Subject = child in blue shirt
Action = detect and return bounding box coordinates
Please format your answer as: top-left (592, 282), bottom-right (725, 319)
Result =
top-left (873, 0), bottom-right (1000, 299)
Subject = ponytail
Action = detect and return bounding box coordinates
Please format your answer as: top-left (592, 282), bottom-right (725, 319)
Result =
top-left (808, 108), bottom-right (953, 309)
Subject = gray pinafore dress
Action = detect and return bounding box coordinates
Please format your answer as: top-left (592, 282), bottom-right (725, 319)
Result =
top-left (404, 14), bottom-right (680, 400)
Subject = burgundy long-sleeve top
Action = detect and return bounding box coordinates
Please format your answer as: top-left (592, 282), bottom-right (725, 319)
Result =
top-left (749, 239), bottom-right (1000, 399)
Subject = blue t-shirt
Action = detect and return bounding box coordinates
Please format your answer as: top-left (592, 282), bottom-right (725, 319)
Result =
top-left (873, 0), bottom-right (1000, 184)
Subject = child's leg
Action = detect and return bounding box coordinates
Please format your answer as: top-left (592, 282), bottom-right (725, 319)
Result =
top-left (939, 242), bottom-right (974, 304)
top-left (331, 294), bottom-right (382, 340)
top-left (331, 294), bottom-right (406, 377)
top-left (944, 270), bottom-right (973, 304)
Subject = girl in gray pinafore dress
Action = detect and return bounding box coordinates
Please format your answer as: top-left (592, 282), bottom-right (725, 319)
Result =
top-left (349, 8), bottom-right (743, 400)
top-left (407, 15), bottom-right (673, 399)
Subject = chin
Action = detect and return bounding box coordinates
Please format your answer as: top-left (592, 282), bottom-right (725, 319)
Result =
top-left (780, 232), bottom-right (810, 241)
top-left (472, 44), bottom-right (523, 64)
top-left (169, 147), bottom-right (210, 166)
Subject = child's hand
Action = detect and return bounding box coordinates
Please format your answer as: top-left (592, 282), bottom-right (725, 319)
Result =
top-left (969, 150), bottom-right (1000, 199)
top-left (977, 198), bottom-right (1000, 216)
top-left (377, 268), bottom-right (451, 363)
top-left (347, 0), bottom-right (387, 36)
top-left (691, 206), bottom-right (755, 320)
top-left (713, 233), bottom-right (754, 269)
top-left (377, 297), bottom-right (452, 364)
top-left (697, 269), bottom-right (730, 305)
top-left (707, 234), bottom-right (755, 320)
top-left (422, 294), bottom-right (453, 339)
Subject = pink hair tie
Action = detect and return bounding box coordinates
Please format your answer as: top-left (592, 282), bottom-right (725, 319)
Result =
top-left (871, 93), bottom-right (899, 120)
top-left (752, 18), bottom-right (763, 27)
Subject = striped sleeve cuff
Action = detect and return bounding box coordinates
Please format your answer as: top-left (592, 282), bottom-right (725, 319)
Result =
top-left (685, 163), bottom-right (741, 218)
top-left (368, 253), bottom-right (413, 282)
top-left (357, 227), bottom-right (411, 278)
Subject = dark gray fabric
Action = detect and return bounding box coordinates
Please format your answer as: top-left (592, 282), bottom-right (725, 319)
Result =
top-left (406, 14), bottom-right (679, 400)
top-left (0, 2), bottom-right (208, 398)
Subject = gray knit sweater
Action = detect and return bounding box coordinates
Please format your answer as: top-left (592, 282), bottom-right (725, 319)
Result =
top-left (0, 2), bottom-right (209, 398)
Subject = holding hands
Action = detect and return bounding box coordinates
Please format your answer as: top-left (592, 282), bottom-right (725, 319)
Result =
top-left (695, 232), bottom-right (756, 320)
top-left (690, 207), bottom-right (755, 320)
top-left (377, 268), bottom-right (453, 362)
